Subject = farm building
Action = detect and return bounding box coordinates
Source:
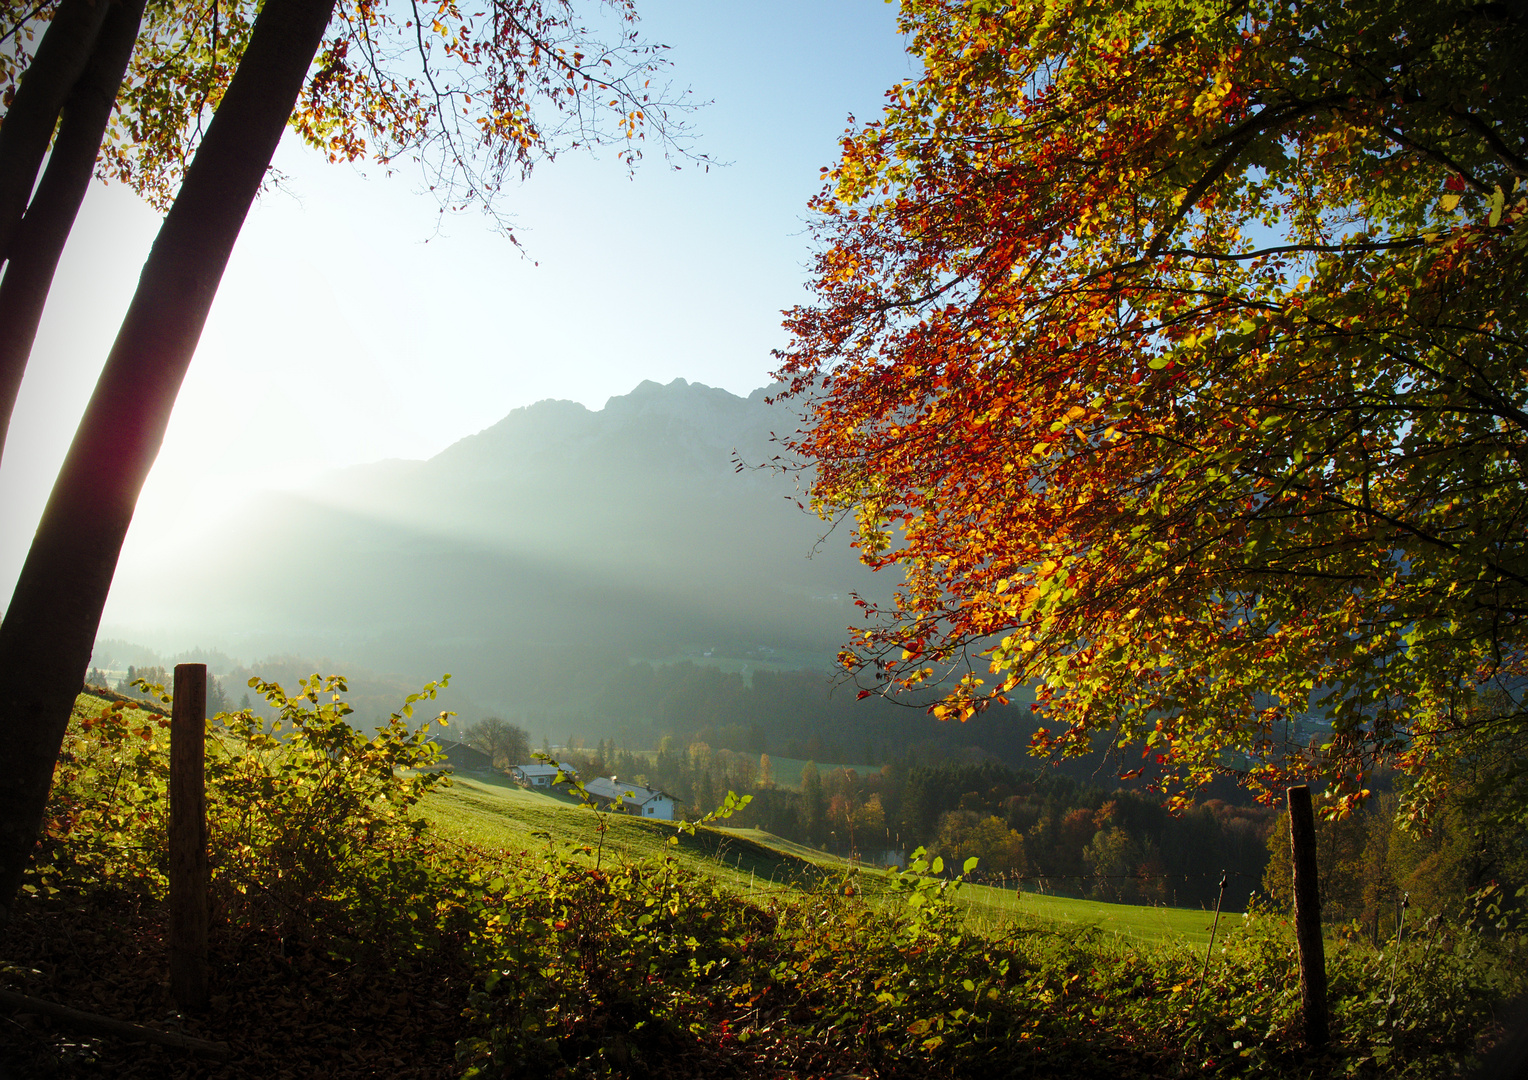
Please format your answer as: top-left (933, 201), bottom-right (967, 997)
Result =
top-left (428, 740), bottom-right (493, 773)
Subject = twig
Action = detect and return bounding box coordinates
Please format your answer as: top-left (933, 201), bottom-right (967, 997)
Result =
top-left (1194, 871), bottom-right (1229, 1008)
top-left (0, 988), bottom-right (231, 1056)
top-left (1385, 892), bottom-right (1409, 1028)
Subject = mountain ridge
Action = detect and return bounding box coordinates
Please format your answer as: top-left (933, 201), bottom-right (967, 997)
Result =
top-left (102, 378), bottom-right (890, 717)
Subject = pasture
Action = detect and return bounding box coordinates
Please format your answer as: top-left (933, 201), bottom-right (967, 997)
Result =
top-left (426, 775), bottom-right (1237, 948)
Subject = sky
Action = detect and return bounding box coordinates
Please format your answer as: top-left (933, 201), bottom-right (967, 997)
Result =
top-left (0, 0), bottom-right (917, 608)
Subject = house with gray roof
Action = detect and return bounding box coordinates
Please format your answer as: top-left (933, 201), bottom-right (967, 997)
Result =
top-left (511, 761), bottom-right (578, 789)
top-left (583, 776), bottom-right (677, 820)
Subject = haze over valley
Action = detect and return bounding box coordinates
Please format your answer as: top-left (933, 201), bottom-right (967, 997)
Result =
top-left (96, 377), bottom-right (912, 741)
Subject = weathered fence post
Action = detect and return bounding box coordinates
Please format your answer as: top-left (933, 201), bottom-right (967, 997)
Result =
top-left (1287, 785), bottom-right (1328, 1050)
top-left (169, 663), bottom-right (208, 1011)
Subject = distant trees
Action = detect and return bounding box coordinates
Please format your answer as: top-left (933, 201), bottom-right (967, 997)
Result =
top-left (930, 812), bottom-right (1026, 877)
top-left (113, 664), bottom-right (169, 698)
top-left (800, 763), bottom-right (825, 846)
top-left (591, 732), bottom-right (1276, 905)
top-left (460, 717), bottom-right (530, 769)
top-left (550, 726), bottom-right (1315, 908)
top-left (1263, 774), bottom-right (1528, 941)
top-left (850, 794), bottom-right (885, 848)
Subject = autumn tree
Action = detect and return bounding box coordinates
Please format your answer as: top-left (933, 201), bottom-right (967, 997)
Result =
top-left (0, 0), bottom-right (696, 919)
top-left (775, 0), bottom-right (1527, 815)
top-left (800, 761), bottom-right (825, 844)
top-left (931, 810), bottom-right (1027, 876)
top-left (461, 715), bottom-right (531, 767)
top-left (0, 0), bottom-right (146, 461)
top-left (0, 0), bottom-right (113, 269)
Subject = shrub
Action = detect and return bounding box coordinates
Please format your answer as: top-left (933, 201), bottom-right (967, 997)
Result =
top-left (34, 673), bottom-right (474, 960)
top-left (31, 683), bottom-right (1528, 1080)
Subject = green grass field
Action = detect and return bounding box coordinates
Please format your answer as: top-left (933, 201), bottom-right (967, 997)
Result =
top-left (425, 774), bottom-right (1240, 949)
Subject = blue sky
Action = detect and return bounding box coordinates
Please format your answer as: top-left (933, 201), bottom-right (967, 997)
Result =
top-left (0, 0), bottom-right (916, 600)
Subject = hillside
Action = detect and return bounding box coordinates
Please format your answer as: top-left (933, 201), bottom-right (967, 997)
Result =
top-left (428, 774), bottom-right (1234, 946)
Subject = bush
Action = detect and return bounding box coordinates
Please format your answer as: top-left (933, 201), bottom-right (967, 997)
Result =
top-left (207, 673), bottom-right (468, 955)
top-left (459, 847), bottom-right (1527, 1079)
top-left (33, 694), bottom-right (174, 898)
top-left (34, 673), bottom-right (474, 960)
top-left (31, 682), bottom-right (1528, 1079)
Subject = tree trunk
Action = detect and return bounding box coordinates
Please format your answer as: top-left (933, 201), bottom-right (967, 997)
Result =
top-left (0, 0), bottom-right (338, 925)
top-left (1288, 785), bottom-right (1329, 1051)
top-left (0, 0), bottom-right (145, 464)
top-left (0, 0), bottom-right (112, 269)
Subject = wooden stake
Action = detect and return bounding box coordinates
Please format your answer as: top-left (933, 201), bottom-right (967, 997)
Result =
top-left (169, 663), bottom-right (208, 1012)
top-left (1287, 785), bottom-right (1328, 1050)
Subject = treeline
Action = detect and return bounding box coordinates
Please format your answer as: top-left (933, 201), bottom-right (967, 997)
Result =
top-left (584, 661), bottom-right (1046, 766)
top-left (86, 640), bottom-right (487, 729)
top-left (88, 663), bottom-right (238, 714)
top-left (1262, 779), bottom-right (1528, 942)
top-left (570, 736), bottom-right (1527, 921)
top-left (560, 742), bottom-right (1274, 910)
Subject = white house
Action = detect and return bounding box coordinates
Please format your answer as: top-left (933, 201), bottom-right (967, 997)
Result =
top-left (511, 762), bottom-right (577, 789)
top-left (583, 776), bottom-right (677, 821)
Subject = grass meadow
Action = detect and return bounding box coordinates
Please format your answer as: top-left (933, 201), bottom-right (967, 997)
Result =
top-left (426, 774), bottom-right (1238, 948)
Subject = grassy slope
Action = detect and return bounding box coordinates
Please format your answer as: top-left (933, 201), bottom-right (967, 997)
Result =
top-left (425, 775), bottom-right (1236, 948)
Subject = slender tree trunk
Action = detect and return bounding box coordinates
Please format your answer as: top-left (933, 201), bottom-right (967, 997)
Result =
top-left (1288, 785), bottom-right (1329, 1051)
top-left (0, 0), bottom-right (338, 925)
top-left (0, 0), bottom-right (112, 269)
top-left (0, 0), bottom-right (145, 464)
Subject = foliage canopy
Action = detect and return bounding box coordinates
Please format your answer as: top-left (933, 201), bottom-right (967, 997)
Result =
top-left (4, 0), bottom-right (696, 224)
top-left (775, 0), bottom-right (1528, 813)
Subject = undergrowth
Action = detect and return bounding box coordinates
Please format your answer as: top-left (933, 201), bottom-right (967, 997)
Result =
top-left (22, 678), bottom-right (1527, 1079)
top-left (455, 852), bottom-right (1525, 1079)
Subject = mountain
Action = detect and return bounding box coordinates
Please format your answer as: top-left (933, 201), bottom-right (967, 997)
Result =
top-left (101, 379), bottom-right (897, 717)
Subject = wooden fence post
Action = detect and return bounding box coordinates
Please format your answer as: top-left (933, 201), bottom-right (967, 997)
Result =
top-left (1287, 785), bottom-right (1328, 1050)
top-left (169, 663), bottom-right (208, 1011)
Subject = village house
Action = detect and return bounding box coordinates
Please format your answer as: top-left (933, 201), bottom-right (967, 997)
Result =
top-left (510, 762), bottom-right (578, 789)
top-left (583, 776), bottom-right (677, 820)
